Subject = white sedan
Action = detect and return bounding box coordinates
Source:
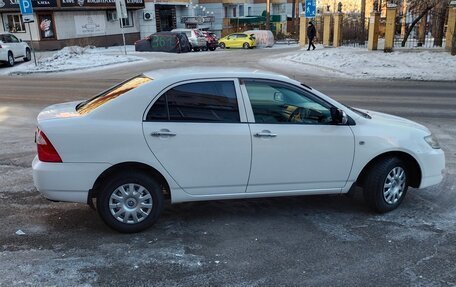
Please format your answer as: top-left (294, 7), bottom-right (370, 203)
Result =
top-left (32, 68), bottom-right (445, 233)
top-left (0, 33), bottom-right (31, 67)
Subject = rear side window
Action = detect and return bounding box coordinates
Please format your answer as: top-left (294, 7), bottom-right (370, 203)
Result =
top-left (77, 75), bottom-right (152, 115)
top-left (146, 81), bottom-right (240, 123)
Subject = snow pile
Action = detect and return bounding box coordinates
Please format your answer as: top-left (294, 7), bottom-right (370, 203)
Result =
top-left (11, 46), bottom-right (143, 74)
top-left (265, 46), bottom-right (456, 81)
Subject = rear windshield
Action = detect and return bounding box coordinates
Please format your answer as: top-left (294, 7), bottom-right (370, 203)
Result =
top-left (76, 75), bottom-right (152, 115)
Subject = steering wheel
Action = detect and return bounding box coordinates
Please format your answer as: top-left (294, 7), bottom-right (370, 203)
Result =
top-left (288, 107), bottom-right (306, 123)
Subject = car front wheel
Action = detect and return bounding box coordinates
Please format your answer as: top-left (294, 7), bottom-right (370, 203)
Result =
top-left (363, 157), bottom-right (408, 213)
top-left (24, 48), bottom-right (31, 62)
top-left (97, 171), bottom-right (164, 233)
top-left (219, 42), bottom-right (225, 49)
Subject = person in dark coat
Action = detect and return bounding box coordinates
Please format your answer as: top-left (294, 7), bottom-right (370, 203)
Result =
top-left (307, 21), bottom-right (316, 50)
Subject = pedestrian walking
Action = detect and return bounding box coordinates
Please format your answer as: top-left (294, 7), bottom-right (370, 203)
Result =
top-left (307, 21), bottom-right (316, 51)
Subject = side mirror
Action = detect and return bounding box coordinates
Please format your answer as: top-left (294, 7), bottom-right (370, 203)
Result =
top-left (330, 107), bottom-right (348, 124)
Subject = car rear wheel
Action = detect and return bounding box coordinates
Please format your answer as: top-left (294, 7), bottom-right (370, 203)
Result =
top-left (24, 48), bottom-right (31, 62)
top-left (202, 45), bottom-right (208, 51)
top-left (363, 157), bottom-right (408, 213)
top-left (219, 42), bottom-right (225, 49)
top-left (6, 52), bottom-right (14, 67)
top-left (209, 47), bottom-right (216, 51)
top-left (193, 47), bottom-right (200, 52)
top-left (243, 42), bottom-right (250, 49)
top-left (97, 171), bottom-right (164, 233)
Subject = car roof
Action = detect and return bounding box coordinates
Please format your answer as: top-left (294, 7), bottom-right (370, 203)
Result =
top-left (143, 67), bottom-right (293, 82)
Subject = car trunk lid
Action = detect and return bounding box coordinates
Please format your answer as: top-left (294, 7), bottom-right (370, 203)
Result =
top-left (37, 101), bottom-right (82, 121)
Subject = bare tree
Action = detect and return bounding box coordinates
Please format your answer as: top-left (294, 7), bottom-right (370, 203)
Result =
top-left (397, 0), bottom-right (451, 47)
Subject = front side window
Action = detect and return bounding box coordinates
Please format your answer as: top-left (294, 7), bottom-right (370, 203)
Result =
top-left (6, 14), bottom-right (26, 33)
top-left (9, 34), bottom-right (20, 42)
top-left (146, 81), bottom-right (240, 123)
top-left (243, 80), bottom-right (333, 124)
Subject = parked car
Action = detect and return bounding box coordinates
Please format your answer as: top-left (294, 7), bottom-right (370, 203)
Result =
top-left (218, 33), bottom-right (256, 49)
top-left (244, 30), bottom-right (274, 48)
top-left (171, 28), bottom-right (206, 51)
top-left (0, 32), bottom-right (31, 67)
top-left (32, 67), bottom-right (445, 233)
top-left (201, 31), bottom-right (218, 51)
top-left (134, 32), bottom-right (191, 53)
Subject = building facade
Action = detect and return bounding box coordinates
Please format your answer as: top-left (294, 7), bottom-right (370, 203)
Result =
top-left (0, 0), bottom-right (144, 50)
top-left (1, 0), bottom-right (302, 50)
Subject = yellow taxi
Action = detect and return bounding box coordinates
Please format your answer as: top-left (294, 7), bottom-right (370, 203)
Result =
top-left (218, 33), bottom-right (256, 49)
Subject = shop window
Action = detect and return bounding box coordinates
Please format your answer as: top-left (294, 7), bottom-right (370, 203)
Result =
top-left (6, 14), bottom-right (26, 33)
top-left (224, 6), bottom-right (228, 18)
top-left (233, 7), bottom-right (236, 17)
top-left (121, 11), bottom-right (134, 28)
top-left (38, 14), bottom-right (56, 39)
top-left (239, 5), bottom-right (244, 17)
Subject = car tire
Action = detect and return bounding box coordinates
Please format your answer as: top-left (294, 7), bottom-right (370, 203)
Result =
top-left (97, 171), bottom-right (164, 233)
top-left (24, 48), bottom-right (31, 62)
top-left (202, 45), bottom-right (208, 51)
top-left (209, 47), bottom-right (216, 51)
top-left (6, 51), bottom-right (14, 67)
top-left (243, 42), bottom-right (250, 49)
top-left (193, 47), bottom-right (200, 52)
top-left (219, 42), bottom-right (225, 49)
top-left (363, 157), bottom-right (408, 213)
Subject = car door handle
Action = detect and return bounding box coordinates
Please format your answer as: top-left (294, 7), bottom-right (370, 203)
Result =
top-left (254, 131), bottom-right (277, 138)
top-left (151, 130), bottom-right (176, 137)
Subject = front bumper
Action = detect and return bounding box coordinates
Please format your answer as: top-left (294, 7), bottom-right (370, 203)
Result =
top-left (418, 148), bottom-right (445, 189)
top-left (32, 156), bottom-right (111, 203)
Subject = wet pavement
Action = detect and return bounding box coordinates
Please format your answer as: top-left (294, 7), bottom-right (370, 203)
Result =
top-left (0, 47), bottom-right (455, 286)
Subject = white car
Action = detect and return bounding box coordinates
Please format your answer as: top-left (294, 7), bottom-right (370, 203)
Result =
top-left (0, 33), bottom-right (31, 67)
top-left (171, 28), bottom-right (206, 51)
top-left (32, 68), bottom-right (445, 233)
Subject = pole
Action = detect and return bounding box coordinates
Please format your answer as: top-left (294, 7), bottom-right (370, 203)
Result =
top-left (120, 18), bottom-right (127, 55)
top-left (27, 22), bottom-right (37, 66)
top-left (266, 0), bottom-right (270, 30)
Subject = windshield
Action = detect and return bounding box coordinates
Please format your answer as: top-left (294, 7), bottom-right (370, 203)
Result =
top-left (76, 75), bottom-right (152, 115)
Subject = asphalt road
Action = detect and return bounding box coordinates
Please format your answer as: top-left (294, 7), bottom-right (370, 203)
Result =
top-left (0, 47), bottom-right (455, 286)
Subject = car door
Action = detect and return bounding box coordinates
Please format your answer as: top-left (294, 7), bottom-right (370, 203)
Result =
top-left (142, 79), bottom-right (252, 195)
top-left (6, 34), bottom-right (23, 57)
top-left (233, 34), bottom-right (244, 47)
top-left (236, 34), bottom-right (247, 47)
top-left (225, 34), bottom-right (235, 47)
top-left (240, 79), bottom-right (355, 194)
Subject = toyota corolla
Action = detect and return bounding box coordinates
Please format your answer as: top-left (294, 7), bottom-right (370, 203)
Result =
top-left (32, 68), bottom-right (445, 233)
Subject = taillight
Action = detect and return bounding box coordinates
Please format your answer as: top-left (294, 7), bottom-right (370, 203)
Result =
top-left (36, 129), bottom-right (62, 163)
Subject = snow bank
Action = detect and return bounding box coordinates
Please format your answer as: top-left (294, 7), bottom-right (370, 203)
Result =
top-left (8, 46), bottom-right (144, 75)
top-left (265, 46), bottom-right (456, 81)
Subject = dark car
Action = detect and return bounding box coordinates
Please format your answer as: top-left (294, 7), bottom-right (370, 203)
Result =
top-left (201, 31), bottom-right (218, 51)
top-left (135, 32), bottom-right (191, 53)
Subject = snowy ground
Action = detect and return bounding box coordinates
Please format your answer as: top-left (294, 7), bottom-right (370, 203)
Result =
top-left (2, 44), bottom-right (454, 81)
top-left (264, 45), bottom-right (456, 81)
top-left (2, 45), bottom-right (145, 75)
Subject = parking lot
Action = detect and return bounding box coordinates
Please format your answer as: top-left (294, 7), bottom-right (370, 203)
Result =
top-left (0, 47), bottom-right (455, 286)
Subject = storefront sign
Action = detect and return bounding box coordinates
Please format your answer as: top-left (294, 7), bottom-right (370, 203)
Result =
top-left (62, 0), bottom-right (143, 8)
top-left (74, 14), bottom-right (105, 35)
top-left (0, 0), bottom-right (56, 9)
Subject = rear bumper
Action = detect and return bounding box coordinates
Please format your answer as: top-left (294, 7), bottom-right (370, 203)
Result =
top-left (418, 149), bottom-right (445, 189)
top-left (32, 156), bottom-right (110, 203)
